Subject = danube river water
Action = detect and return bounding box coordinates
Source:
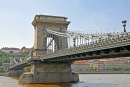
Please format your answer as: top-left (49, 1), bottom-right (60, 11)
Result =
top-left (0, 74), bottom-right (130, 87)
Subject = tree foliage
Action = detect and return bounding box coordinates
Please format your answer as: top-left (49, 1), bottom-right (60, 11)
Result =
top-left (125, 66), bottom-right (130, 71)
top-left (0, 51), bottom-right (10, 64)
top-left (93, 66), bottom-right (98, 71)
top-left (0, 50), bottom-right (29, 64)
top-left (111, 66), bottom-right (121, 71)
top-left (0, 66), bottom-right (4, 72)
top-left (22, 52), bottom-right (29, 60)
top-left (77, 68), bottom-right (82, 71)
top-left (84, 67), bottom-right (89, 71)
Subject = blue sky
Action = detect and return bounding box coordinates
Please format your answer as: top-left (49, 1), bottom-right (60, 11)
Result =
top-left (0, 0), bottom-right (130, 48)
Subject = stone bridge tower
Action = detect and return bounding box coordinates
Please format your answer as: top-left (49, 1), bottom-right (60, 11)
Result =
top-left (10, 53), bottom-right (22, 66)
top-left (32, 15), bottom-right (70, 56)
top-left (19, 15), bottom-right (79, 83)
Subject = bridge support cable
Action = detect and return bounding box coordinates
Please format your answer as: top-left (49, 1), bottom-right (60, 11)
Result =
top-left (44, 28), bottom-right (130, 53)
top-left (68, 37), bottom-right (70, 48)
top-left (47, 33), bottom-right (54, 53)
top-left (47, 34), bottom-right (53, 53)
top-left (51, 33), bottom-right (54, 52)
top-left (14, 58), bottom-right (18, 64)
top-left (47, 37), bottom-right (51, 48)
top-left (20, 58), bottom-right (23, 62)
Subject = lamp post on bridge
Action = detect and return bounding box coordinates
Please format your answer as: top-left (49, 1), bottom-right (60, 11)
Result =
top-left (122, 20), bottom-right (127, 32)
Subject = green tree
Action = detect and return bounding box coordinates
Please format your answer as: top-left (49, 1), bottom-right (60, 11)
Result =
top-left (93, 66), bottom-right (98, 71)
top-left (77, 68), bottom-right (82, 71)
top-left (84, 67), bottom-right (89, 71)
top-left (0, 66), bottom-right (4, 72)
top-left (2, 58), bottom-right (7, 63)
top-left (111, 66), bottom-right (115, 71)
top-left (115, 66), bottom-right (121, 71)
top-left (125, 66), bottom-right (130, 71)
top-left (111, 66), bottom-right (121, 71)
top-left (22, 52), bottom-right (29, 60)
top-left (0, 51), bottom-right (10, 63)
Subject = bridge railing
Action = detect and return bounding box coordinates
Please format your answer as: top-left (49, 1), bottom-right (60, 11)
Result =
top-left (42, 32), bottom-right (130, 59)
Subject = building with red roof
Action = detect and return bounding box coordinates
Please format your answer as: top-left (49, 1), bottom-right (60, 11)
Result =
top-left (0, 47), bottom-right (20, 53)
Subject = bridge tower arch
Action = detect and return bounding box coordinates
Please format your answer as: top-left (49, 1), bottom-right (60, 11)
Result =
top-left (10, 53), bottom-right (22, 66)
top-left (32, 15), bottom-right (70, 56)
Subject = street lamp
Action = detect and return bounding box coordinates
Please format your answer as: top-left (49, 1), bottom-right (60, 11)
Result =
top-left (122, 20), bottom-right (127, 32)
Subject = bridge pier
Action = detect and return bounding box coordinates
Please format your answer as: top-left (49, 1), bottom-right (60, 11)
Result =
top-left (20, 62), bottom-right (79, 83)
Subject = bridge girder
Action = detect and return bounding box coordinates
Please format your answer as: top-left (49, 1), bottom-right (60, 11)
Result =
top-left (40, 44), bottom-right (130, 63)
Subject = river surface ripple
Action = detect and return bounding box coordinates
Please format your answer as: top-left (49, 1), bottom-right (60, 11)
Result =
top-left (0, 74), bottom-right (130, 87)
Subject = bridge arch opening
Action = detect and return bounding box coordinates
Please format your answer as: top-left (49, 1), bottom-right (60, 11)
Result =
top-left (46, 36), bottom-right (57, 53)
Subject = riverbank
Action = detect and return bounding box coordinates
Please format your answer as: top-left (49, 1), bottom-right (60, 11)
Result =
top-left (0, 73), bottom-right (4, 76)
top-left (75, 71), bottom-right (130, 74)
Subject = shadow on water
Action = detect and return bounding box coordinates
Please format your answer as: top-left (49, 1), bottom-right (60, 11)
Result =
top-left (19, 82), bottom-right (73, 87)
top-left (19, 82), bottom-right (118, 87)
top-left (11, 77), bottom-right (118, 87)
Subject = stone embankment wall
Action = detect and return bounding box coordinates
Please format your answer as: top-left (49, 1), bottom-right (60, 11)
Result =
top-left (74, 71), bottom-right (130, 74)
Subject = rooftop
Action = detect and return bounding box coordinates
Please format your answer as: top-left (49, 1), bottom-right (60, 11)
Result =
top-left (1, 47), bottom-right (20, 50)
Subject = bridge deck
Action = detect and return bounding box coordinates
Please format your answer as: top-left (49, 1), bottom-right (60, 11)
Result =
top-left (41, 39), bottom-right (130, 59)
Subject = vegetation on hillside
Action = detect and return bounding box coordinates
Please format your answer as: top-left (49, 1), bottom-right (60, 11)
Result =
top-left (0, 51), bottom-right (29, 65)
top-left (0, 51), bottom-right (10, 65)
top-left (0, 66), bottom-right (4, 72)
top-left (0, 51), bottom-right (29, 72)
top-left (21, 52), bottom-right (29, 60)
